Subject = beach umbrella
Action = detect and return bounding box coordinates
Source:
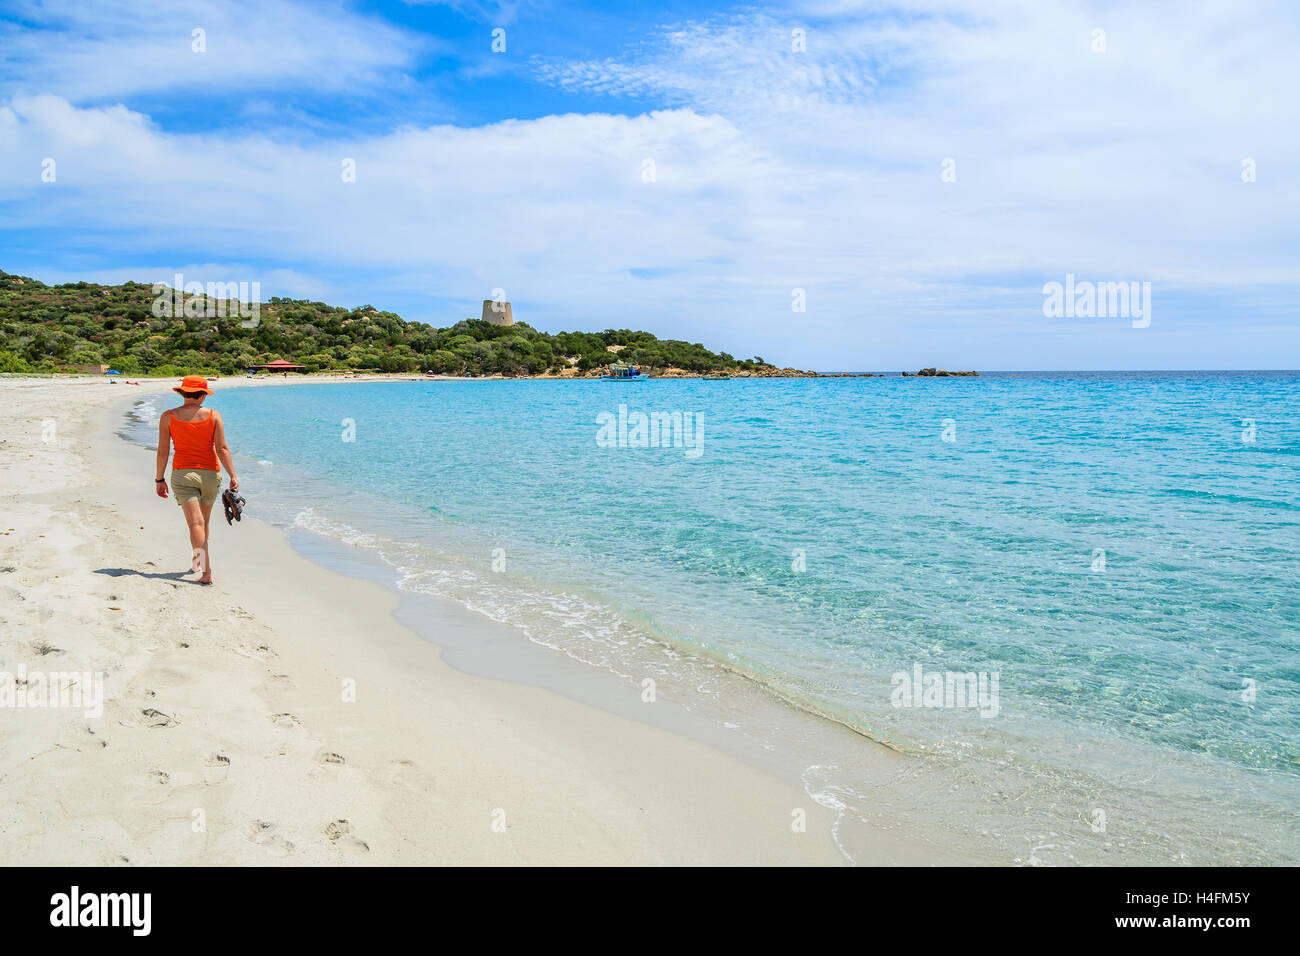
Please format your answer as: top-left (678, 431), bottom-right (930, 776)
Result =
top-left (105, 370), bottom-right (122, 375)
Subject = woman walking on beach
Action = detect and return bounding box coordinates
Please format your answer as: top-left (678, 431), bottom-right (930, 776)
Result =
top-left (155, 375), bottom-right (238, 584)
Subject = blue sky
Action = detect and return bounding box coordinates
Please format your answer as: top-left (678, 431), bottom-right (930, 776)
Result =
top-left (1, 0), bottom-right (1297, 370)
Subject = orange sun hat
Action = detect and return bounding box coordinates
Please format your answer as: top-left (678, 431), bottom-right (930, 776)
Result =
top-left (173, 374), bottom-right (214, 395)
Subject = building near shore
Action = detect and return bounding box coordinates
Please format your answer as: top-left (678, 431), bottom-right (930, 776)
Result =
top-left (481, 299), bottom-right (514, 326)
top-left (250, 359), bottom-right (306, 373)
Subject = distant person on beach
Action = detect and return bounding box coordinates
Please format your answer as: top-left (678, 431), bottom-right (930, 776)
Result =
top-left (155, 375), bottom-right (238, 584)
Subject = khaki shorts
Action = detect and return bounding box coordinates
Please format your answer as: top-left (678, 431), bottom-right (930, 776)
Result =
top-left (171, 468), bottom-right (221, 506)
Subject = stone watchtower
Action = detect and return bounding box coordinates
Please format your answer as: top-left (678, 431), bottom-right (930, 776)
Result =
top-left (481, 299), bottom-right (514, 326)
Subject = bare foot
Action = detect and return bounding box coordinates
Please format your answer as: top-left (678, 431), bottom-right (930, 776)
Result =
top-left (198, 572), bottom-right (213, 585)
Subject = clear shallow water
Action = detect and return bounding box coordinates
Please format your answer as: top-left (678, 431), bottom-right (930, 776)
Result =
top-left (126, 372), bottom-right (1300, 863)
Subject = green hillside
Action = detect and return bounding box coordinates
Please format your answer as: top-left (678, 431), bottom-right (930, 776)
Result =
top-left (0, 270), bottom-right (774, 377)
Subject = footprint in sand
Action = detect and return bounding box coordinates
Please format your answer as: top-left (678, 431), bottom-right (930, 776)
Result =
top-left (314, 750), bottom-right (346, 766)
top-left (203, 752), bottom-right (231, 784)
top-left (140, 707), bottom-right (180, 729)
top-left (386, 758), bottom-right (433, 791)
top-left (53, 723), bottom-right (107, 752)
top-left (150, 770), bottom-right (170, 786)
top-left (269, 712), bottom-right (300, 729)
top-left (244, 820), bottom-right (294, 857)
top-left (324, 819), bottom-right (370, 854)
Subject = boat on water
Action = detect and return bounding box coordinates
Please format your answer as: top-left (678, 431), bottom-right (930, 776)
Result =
top-left (602, 362), bottom-right (650, 381)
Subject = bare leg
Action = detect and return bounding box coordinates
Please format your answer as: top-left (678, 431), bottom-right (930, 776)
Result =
top-left (180, 500), bottom-right (209, 582)
top-left (198, 502), bottom-right (214, 584)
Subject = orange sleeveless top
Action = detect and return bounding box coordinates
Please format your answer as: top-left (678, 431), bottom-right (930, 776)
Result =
top-left (168, 410), bottom-right (220, 472)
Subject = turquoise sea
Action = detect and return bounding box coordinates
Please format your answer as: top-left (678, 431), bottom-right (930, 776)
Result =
top-left (127, 371), bottom-right (1300, 864)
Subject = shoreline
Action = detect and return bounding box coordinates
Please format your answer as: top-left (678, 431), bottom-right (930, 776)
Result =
top-left (7, 369), bottom-right (863, 382)
top-left (6, 374), bottom-right (1292, 865)
top-left (0, 375), bottom-right (863, 865)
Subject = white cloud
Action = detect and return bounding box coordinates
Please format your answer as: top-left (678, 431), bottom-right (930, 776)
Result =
top-left (0, 0), bottom-right (428, 101)
top-left (523, 0), bottom-right (1300, 365)
top-left (1, 93), bottom-right (778, 327)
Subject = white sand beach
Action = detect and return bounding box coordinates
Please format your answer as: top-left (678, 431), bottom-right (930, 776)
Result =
top-left (0, 375), bottom-right (850, 865)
